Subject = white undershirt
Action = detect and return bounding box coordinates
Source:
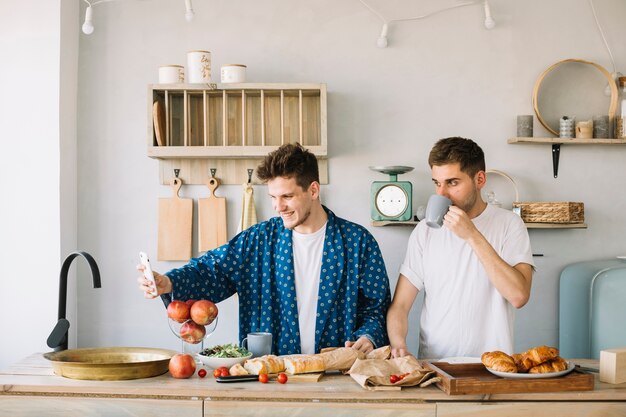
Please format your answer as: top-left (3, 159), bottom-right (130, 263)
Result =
top-left (292, 223), bottom-right (326, 354)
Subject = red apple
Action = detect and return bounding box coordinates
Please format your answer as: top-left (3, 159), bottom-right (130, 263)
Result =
top-left (167, 300), bottom-right (190, 323)
top-left (168, 353), bottom-right (196, 379)
top-left (179, 320), bottom-right (206, 343)
top-left (185, 299), bottom-right (197, 308)
top-left (190, 300), bottom-right (219, 326)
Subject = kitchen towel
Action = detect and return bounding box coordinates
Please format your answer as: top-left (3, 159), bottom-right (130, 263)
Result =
top-left (237, 182), bottom-right (258, 234)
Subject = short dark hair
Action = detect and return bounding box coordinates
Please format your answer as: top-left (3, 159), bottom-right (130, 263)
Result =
top-left (256, 143), bottom-right (319, 189)
top-left (428, 137), bottom-right (485, 178)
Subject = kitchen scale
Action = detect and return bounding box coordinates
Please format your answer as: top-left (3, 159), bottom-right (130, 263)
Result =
top-left (369, 166), bottom-right (414, 221)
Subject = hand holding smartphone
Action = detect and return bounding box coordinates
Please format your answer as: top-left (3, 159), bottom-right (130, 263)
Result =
top-left (139, 252), bottom-right (158, 296)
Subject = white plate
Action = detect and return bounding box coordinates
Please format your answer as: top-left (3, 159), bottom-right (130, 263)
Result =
top-left (486, 361), bottom-right (575, 379)
top-left (438, 357), bottom-right (481, 364)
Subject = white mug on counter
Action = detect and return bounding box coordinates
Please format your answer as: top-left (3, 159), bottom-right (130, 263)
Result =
top-left (221, 64), bottom-right (247, 83)
top-left (158, 65), bottom-right (185, 84)
top-left (241, 332), bottom-right (272, 357)
top-left (187, 50), bottom-right (212, 83)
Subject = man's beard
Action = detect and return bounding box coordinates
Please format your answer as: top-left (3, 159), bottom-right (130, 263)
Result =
top-left (457, 188), bottom-right (478, 214)
top-left (284, 208), bottom-right (311, 230)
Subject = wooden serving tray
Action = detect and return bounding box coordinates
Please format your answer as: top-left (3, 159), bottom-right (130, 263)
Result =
top-left (425, 362), bottom-right (594, 395)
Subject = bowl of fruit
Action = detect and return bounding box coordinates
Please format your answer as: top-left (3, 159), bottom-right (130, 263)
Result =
top-left (167, 299), bottom-right (219, 346)
top-left (198, 343), bottom-right (252, 369)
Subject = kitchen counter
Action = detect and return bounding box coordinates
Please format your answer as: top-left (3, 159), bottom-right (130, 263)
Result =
top-left (1, 354), bottom-right (625, 417)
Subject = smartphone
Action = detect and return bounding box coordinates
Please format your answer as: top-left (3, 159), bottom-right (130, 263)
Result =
top-left (139, 251), bottom-right (158, 296)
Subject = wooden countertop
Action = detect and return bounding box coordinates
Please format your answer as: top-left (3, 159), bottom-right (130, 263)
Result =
top-left (1, 354), bottom-right (625, 403)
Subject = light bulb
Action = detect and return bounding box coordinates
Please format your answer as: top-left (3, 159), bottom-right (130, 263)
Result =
top-left (377, 23), bottom-right (388, 48)
top-left (185, 0), bottom-right (194, 22)
top-left (483, 1), bottom-right (495, 29)
top-left (82, 6), bottom-right (94, 35)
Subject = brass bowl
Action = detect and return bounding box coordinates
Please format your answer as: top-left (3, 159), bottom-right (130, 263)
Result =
top-left (44, 347), bottom-right (178, 380)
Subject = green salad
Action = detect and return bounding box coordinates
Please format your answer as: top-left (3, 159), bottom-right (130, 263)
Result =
top-left (200, 343), bottom-right (251, 358)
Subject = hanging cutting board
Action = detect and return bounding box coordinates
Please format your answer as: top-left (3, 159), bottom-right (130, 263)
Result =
top-left (158, 177), bottom-right (193, 261)
top-left (198, 176), bottom-right (227, 252)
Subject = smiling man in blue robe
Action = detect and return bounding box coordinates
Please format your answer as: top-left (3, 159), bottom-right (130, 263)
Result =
top-left (138, 143), bottom-right (390, 355)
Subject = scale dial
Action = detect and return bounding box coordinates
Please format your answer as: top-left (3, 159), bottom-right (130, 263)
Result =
top-left (375, 184), bottom-right (409, 218)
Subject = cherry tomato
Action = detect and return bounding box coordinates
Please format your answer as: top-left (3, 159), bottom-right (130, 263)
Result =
top-left (258, 373), bottom-right (269, 383)
top-left (213, 368), bottom-right (221, 378)
top-left (220, 368), bottom-right (230, 377)
top-left (389, 374), bottom-right (400, 384)
top-left (198, 369), bottom-right (207, 378)
top-left (277, 372), bottom-right (288, 384)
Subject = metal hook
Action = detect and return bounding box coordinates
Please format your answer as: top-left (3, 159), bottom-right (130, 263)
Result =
top-left (210, 168), bottom-right (217, 178)
top-left (174, 169), bottom-right (180, 178)
top-left (247, 169), bottom-right (253, 184)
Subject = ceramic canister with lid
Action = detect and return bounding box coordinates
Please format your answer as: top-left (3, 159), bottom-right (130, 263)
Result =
top-left (221, 64), bottom-right (247, 83)
top-left (187, 50), bottom-right (212, 83)
top-left (158, 65), bottom-right (184, 84)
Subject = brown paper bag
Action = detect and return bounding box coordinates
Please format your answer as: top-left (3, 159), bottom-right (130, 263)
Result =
top-left (318, 348), bottom-right (365, 372)
top-left (348, 355), bottom-right (440, 390)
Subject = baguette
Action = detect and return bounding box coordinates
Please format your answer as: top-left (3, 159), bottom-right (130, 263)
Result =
top-left (243, 355), bottom-right (285, 375)
top-left (283, 354), bottom-right (325, 375)
top-left (318, 347), bottom-right (364, 372)
top-left (229, 363), bottom-right (249, 376)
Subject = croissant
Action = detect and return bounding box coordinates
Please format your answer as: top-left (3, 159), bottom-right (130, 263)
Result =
top-left (481, 351), bottom-right (517, 373)
top-left (511, 353), bottom-right (533, 373)
top-left (528, 356), bottom-right (568, 374)
top-left (524, 345), bottom-right (559, 367)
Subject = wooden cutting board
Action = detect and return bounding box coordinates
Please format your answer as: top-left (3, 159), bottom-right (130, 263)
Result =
top-left (158, 178), bottom-right (193, 261)
top-left (198, 176), bottom-right (227, 252)
top-left (152, 100), bottom-right (165, 146)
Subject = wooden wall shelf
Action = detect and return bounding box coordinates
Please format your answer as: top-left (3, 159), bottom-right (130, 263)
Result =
top-left (371, 220), bottom-right (587, 229)
top-left (508, 137), bottom-right (626, 178)
top-left (148, 83), bottom-right (327, 185)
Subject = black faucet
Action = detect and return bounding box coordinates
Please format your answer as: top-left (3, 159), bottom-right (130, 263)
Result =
top-left (46, 251), bottom-right (102, 351)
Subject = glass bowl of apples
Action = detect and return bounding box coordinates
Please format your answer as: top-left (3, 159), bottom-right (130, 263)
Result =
top-left (167, 299), bottom-right (219, 360)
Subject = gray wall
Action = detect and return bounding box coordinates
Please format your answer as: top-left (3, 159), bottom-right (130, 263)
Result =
top-left (4, 0), bottom-right (625, 368)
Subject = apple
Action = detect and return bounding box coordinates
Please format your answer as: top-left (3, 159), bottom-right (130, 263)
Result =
top-left (185, 299), bottom-right (197, 308)
top-left (167, 300), bottom-right (190, 323)
top-left (179, 320), bottom-right (206, 343)
top-left (190, 300), bottom-right (219, 326)
top-left (168, 353), bottom-right (196, 379)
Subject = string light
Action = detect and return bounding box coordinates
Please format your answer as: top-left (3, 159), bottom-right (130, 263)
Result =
top-left (81, 0), bottom-right (195, 35)
top-left (358, 0), bottom-right (496, 49)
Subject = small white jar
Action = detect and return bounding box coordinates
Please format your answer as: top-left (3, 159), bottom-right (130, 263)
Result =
top-left (187, 50), bottom-right (212, 83)
top-left (159, 65), bottom-right (185, 84)
top-left (221, 64), bottom-right (247, 83)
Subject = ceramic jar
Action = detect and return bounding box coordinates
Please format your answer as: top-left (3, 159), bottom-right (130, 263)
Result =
top-left (158, 65), bottom-right (185, 84)
top-left (187, 50), bottom-right (212, 83)
top-left (221, 64), bottom-right (247, 83)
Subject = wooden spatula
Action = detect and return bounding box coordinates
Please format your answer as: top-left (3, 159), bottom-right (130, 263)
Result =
top-left (158, 177), bottom-right (193, 261)
top-left (198, 175), bottom-right (227, 252)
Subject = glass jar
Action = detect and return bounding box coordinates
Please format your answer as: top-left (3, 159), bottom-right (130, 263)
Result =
top-left (617, 77), bottom-right (626, 139)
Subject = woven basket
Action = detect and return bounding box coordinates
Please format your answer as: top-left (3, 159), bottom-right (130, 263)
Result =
top-left (512, 202), bottom-right (584, 223)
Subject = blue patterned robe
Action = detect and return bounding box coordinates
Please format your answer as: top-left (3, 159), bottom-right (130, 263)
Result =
top-left (162, 207), bottom-right (390, 355)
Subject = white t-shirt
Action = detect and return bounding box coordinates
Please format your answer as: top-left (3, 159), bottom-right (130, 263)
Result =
top-left (399, 204), bottom-right (534, 359)
top-left (292, 223), bottom-right (326, 354)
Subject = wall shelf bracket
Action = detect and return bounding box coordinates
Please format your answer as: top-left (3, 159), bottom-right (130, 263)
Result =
top-left (552, 144), bottom-right (561, 178)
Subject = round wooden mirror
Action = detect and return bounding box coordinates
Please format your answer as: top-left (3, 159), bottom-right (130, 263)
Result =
top-left (532, 59), bottom-right (618, 137)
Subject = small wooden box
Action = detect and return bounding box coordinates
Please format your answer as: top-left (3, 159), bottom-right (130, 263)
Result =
top-left (512, 202), bottom-right (584, 223)
top-left (600, 348), bottom-right (626, 384)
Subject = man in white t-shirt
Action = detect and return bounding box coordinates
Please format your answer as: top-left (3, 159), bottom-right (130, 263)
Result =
top-left (387, 137), bottom-right (534, 359)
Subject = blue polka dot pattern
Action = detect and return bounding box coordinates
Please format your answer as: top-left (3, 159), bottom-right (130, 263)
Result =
top-left (162, 206), bottom-right (391, 355)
